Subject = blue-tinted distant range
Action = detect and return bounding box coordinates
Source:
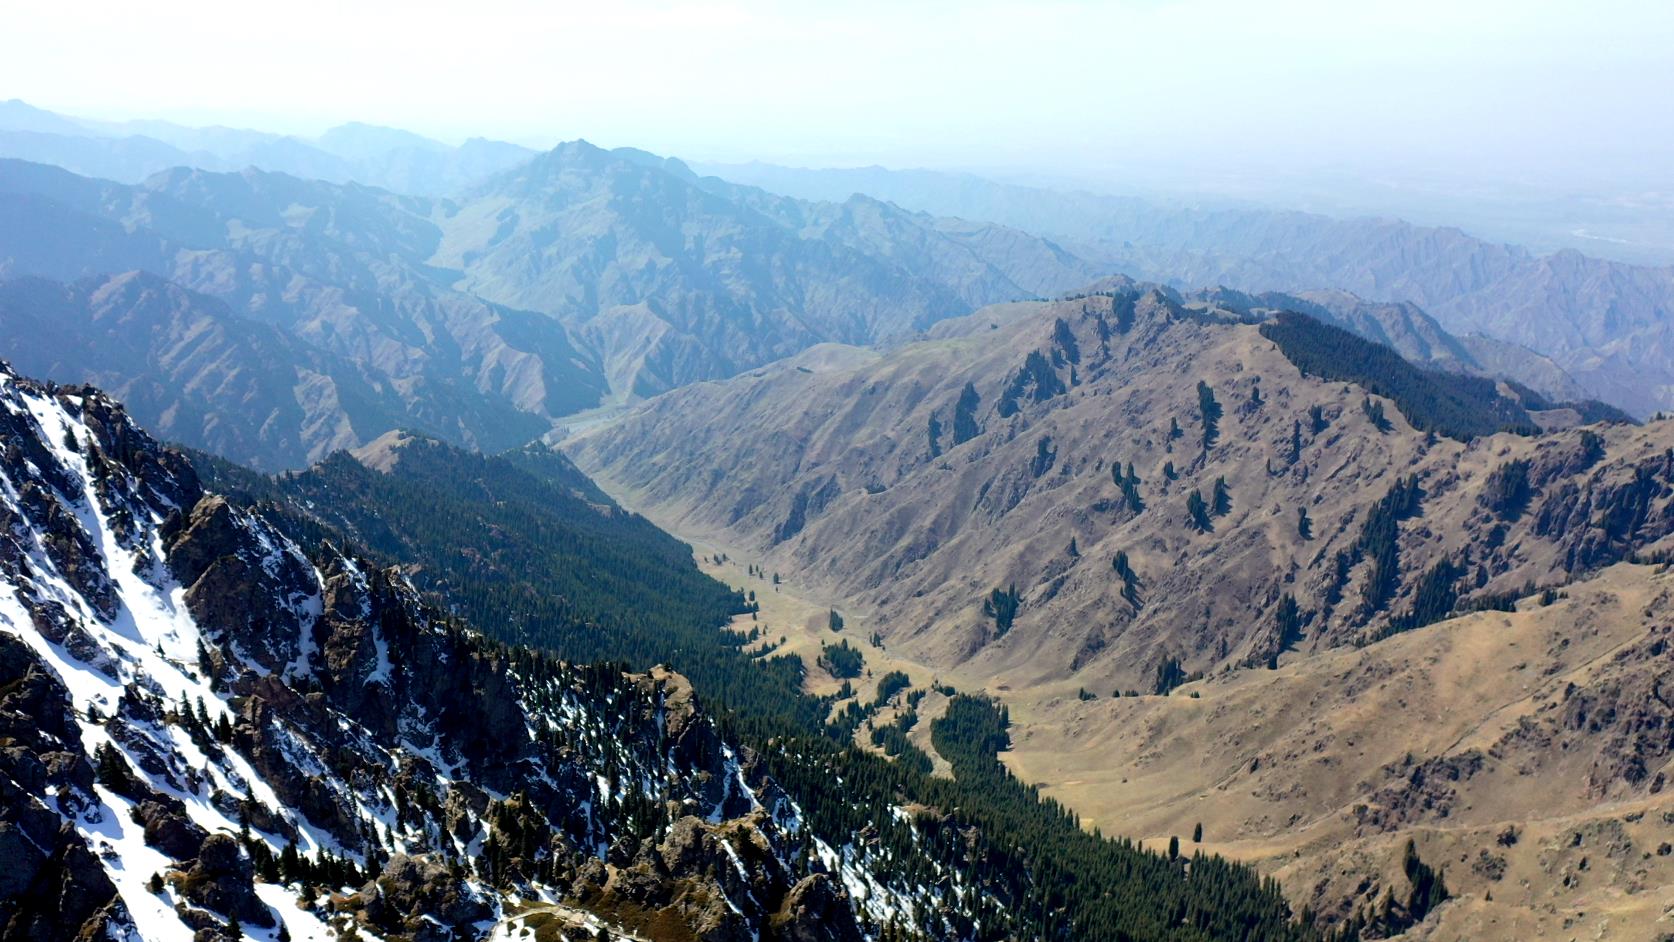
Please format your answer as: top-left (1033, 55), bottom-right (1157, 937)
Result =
top-left (1, 94), bottom-right (1673, 463)
top-left (6, 0), bottom-right (1673, 256)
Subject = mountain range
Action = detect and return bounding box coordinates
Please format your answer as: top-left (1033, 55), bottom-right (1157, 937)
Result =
top-left (0, 362), bottom-right (908, 941)
top-left (0, 98), bottom-right (536, 196)
top-left (0, 357), bottom-right (1331, 941)
top-left (566, 287), bottom-right (1674, 938)
top-left (700, 160), bottom-right (1674, 417)
top-left (0, 148), bottom-right (1601, 474)
top-left (9, 99), bottom-right (1674, 940)
top-left (0, 142), bottom-right (1112, 469)
top-left (6, 99), bottom-right (1671, 477)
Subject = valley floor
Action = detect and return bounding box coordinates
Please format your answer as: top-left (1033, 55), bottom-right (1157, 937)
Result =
top-left (585, 461), bottom-right (1674, 940)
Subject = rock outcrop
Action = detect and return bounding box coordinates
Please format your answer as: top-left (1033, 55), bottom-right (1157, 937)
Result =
top-left (0, 365), bottom-right (961, 940)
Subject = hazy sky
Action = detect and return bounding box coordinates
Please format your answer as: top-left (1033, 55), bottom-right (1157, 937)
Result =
top-left (5, 0), bottom-right (1673, 192)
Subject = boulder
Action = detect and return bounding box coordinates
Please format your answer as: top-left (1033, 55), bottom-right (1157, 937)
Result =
top-left (174, 834), bottom-right (274, 928)
top-left (769, 874), bottom-right (864, 942)
top-left (356, 853), bottom-right (491, 942)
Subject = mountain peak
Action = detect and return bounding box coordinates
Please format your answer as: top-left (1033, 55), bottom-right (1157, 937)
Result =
top-left (315, 121), bottom-right (449, 157)
top-left (348, 428), bottom-right (440, 472)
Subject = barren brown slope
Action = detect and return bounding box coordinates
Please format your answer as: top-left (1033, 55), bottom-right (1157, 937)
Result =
top-left (567, 289), bottom-right (1674, 936)
top-left (1002, 561), bottom-right (1674, 940)
top-left (567, 289), bottom-right (1674, 697)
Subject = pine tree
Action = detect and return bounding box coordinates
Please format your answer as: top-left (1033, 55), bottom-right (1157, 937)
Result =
top-left (1112, 552), bottom-right (1141, 608)
top-left (1211, 476), bottom-right (1231, 516)
top-left (1297, 506), bottom-right (1313, 540)
top-left (1186, 490), bottom-right (1211, 532)
top-left (1153, 656), bottom-right (1187, 695)
top-left (1196, 381), bottom-right (1222, 452)
top-left (1031, 436), bottom-right (1055, 477)
top-left (280, 840), bottom-right (300, 882)
top-left (1193, 822), bottom-right (1203, 843)
top-left (1362, 395), bottom-right (1390, 432)
top-left (1275, 594), bottom-right (1303, 652)
top-left (982, 585), bottom-right (1022, 637)
top-left (952, 382), bottom-right (982, 445)
top-left (94, 743), bottom-right (130, 792)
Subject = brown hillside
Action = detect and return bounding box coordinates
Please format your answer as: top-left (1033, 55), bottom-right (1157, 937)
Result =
top-left (568, 289), bottom-right (1674, 696)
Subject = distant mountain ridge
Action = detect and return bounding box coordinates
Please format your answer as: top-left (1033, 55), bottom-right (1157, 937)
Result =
top-left (438, 140), bottom-right (1104, 398)
top-left (0, 158), bottom-right (602, 468)
top-left (699, 160), bottom-right (1674, 416)
top-left (0, 114), bottom-right (1635, 474)
top-left (0, 146), bottom-right (1110, 466)
top-left (0, 271), bottom-right (422, 468)
top-left (0, 98), bottom-right (536, 196)
top-left (4, 99), bottom-right (1667, 416)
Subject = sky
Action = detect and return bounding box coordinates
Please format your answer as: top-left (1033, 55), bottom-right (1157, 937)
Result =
top-left (4, 0), bottom-right (1674, 195)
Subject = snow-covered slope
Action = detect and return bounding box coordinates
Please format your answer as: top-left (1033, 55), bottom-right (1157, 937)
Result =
top-left (0, 364), bottom-right (977, 941)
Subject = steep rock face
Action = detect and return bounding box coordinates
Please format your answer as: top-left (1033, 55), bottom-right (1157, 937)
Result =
top-left (0, 634), bottom-right (122, 942)
top-left (0, 365), bottom-right (973, 940)
top-left (569, 290), bottom-right (1674, 694)
top-left (352, 854), bottom-right (492, 942)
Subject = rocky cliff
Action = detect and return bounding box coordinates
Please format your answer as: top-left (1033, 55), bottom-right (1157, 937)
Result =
top-left (0, 363), bottom-right (977, 941)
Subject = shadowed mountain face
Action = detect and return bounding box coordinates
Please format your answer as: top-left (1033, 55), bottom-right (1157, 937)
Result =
top-left (0, 272), bottom-right (424, 469)
top-left (700, 162), bottom-right (1674, 417)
